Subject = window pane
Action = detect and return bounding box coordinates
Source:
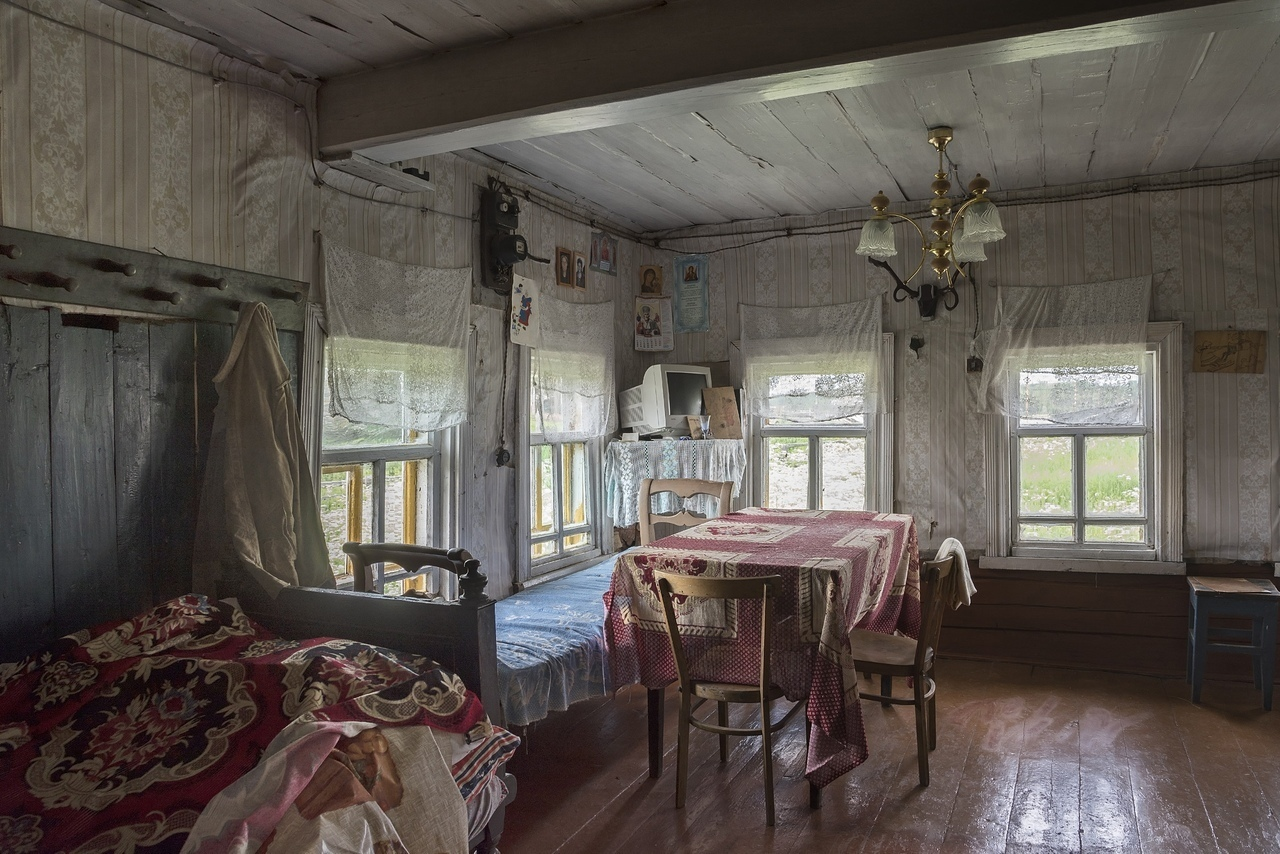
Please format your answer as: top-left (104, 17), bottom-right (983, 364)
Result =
top-left (531, 444), bottom-right (557, 535)
top-left (1019, 523), bottom-right (1075, 541)
top-left (561, 442), bottom-right (589, 529)
top-left (1016, 363), bottom-right (1142, 427)
top-left (564, 533), bottom-right (590, 550)
top-left (532, 540), bottom-right (558, 559)
top-left (764, 437), bottom-right (809, 509)
top-left (764, 372), bottom-right (866, 427)
top-left (1019, 436), bottom-right (1074, 515)
top-left (384, 461), bottom-right (407, 543)
top-left (819, 436), bottom-right (866, 510)
top-left (1085, 436), bottom-right (1143, 517)
top-left (1085, 524), bottom-right (1146, 544)
top-left (320, 464), bottom-right (371, 580)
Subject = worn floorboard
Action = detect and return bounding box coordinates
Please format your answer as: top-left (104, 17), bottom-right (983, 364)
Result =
top-left (502, 660), bottom-right (1280, 853)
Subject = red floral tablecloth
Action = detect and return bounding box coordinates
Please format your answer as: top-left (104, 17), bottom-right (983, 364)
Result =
top-left (605, 507), bottom-right (920, 788)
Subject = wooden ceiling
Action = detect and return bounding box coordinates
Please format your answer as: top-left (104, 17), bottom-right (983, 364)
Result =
top-left (121, 0), bottom-right (1280, 234)
top-left (479, 27), bottom-right (1280, 232)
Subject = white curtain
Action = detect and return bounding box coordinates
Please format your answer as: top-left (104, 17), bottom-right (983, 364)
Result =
top-left (531, 290), bottom-right (615, 443)
top-left (739, 297), bottom-right (883, 423)
top-left (322, 239), bottom-right (471, 432)
top-left (977, 276), bottom-right (1152, 418)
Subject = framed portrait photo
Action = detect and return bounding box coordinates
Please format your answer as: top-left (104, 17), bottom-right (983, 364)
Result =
top-left (555, 246), bottom-right (574, 287)
top-left (639, 264), bottom-right (663, 296)
top-left (572, 251), bottom-right (588, 290)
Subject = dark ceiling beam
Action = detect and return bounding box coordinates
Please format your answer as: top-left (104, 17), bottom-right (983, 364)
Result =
top-left (318, 0), bottom-right (1274, 162)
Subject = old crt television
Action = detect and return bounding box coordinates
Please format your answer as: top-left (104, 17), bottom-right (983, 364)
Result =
top-left (619, 364), bottom-right (713, 435)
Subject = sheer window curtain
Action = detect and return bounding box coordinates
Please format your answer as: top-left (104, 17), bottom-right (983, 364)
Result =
top-left (321, 238), bottom-right (472, 431)
top-left (739, 297), bottom-right (884, 424)
top-left (976, 276), bottom-right (1153, 418)
top-left (530, 290), bottom-right (616, 443)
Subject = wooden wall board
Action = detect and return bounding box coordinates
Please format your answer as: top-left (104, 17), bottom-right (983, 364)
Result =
top-left (148, 322), bottom-right (200, 602)
top-left (50, 313), bottom-right (120, 636)
top-left (112, 320), bottom-right (155, 617)
top-left (0, 305), bottom-right (54, 659)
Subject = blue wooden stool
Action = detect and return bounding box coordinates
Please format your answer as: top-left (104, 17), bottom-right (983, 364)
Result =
top-left (1186, 576), bottom-right (1280, 710)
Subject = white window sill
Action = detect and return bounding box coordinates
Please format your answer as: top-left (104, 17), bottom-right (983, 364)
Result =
top-left (981, 556), bottom-right (1186, 575)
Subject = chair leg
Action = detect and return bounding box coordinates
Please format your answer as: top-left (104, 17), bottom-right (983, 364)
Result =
top-left (881, 674), bottom-right (893, 707)
top-left (914, 676), bottom-right (930, 787)
top-left (804, 716), bottom-right (821, 809)
top-left (675, 690), bottom-right (691, 810)
top-left (718, 701), bottom-right (729, 762)
top-left (927, 674), bottom-right (938, 752)
top-left (1191, 599), bottom-right (1210, 704)
top-left (761, 697), bottom-right (775, 827)
top-left (1262, 613), bottom-right (1277, 712)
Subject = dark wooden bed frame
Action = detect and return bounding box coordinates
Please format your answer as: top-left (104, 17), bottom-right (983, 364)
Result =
top-left (231, 544), bottom-right (512, 853)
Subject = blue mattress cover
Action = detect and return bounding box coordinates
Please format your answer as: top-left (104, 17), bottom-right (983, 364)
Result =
top-left (494, 555), bottom-right (614, 727)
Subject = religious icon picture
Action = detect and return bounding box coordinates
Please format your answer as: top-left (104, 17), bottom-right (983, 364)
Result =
top-left (555, 246), bottom-right (574, 287)
top-left (572, 251), bottom-right (588, 290)
top-left (639, 264), bottom-right (663, 296)
top-left (589, 230), bottom-right (618, 275)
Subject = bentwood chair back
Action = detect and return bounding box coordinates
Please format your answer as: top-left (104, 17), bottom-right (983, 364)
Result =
top-left (655, 571), bottom-right (809, 826)
top-left (848, 554), bottom-right (957, 787)
top-left (638, 478), bottom-right (733, 545)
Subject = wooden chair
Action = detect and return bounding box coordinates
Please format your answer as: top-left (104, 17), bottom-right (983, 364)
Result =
top-left (655, 571), bottom-right (811, 826)
top-left (848, 555), bottom-right (957, 787)
top-left (638, 478), bottom-right (733, 545)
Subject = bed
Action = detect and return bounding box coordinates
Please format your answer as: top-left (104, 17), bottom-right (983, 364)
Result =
top-left (0, 558), bottom-right (515, 854)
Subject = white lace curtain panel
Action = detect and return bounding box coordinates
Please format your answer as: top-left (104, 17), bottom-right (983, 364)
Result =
top-left (977, 276), bottom-right (1153, 418)
top-left (531, 289), bottom-right (616, 443)
top-left (322, 238), bottom-right (472, 432)
top-left (739, 297), bottom-right (884, 423)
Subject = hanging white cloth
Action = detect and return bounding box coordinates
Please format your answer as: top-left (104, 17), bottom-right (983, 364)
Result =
top-left (193, 303), bottom-right (334, 597)
top-left (530, 289), bottom-right (616, 443)
top-left (739, 297), bottom-right (883, 424)
top-left (935, 538), bottom-right (976, 609)
top-left (977, 276), bottom-right (1152, 417)
top-left (322, 238), bottom-right (471, 431)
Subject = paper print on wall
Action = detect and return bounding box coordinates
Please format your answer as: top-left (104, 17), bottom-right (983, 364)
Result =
top-left (673, 254), bottom-right (710, 333)
top-left (510, 275), bottom-right (541, 346)
top-left (572, 251), bottom-right (588, 290)
top-left (589, 231), bottom-right (618, 275)
top-left (635, 297), bottom-right (674, 352)
top-left (555, 247), bottom-right (574, 287)
top-left (639, 264), bottom-right (664, 296)
top-left (1192, 330), bottom-right (1266, 373)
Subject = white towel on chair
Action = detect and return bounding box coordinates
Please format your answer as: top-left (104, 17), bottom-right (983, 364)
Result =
top-left (936, 538), bottom-right (976, 609)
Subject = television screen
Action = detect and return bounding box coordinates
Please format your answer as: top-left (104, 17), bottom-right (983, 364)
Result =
top-left (666, 372), bottom-right (708, 417)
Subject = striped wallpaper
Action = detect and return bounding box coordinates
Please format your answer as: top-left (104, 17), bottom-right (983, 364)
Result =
top-left (2, 0), bottom-right (1276, 570)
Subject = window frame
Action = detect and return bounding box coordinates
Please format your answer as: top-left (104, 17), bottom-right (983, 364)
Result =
top-left (985, 321), bottom-right (1184, 570)
top-left (517, 346), bottom-right (606, 585)
top-left (749, 333), bottom-right (894, 512)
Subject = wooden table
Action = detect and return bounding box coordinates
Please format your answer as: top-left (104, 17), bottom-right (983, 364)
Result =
top-left (604, 507), bottom-right (920, 788)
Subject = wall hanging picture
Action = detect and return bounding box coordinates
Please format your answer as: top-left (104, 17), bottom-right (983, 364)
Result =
top-left (634, 297), bottom-right (674, 351)
top-left (589, 231), bottom-right (618, 275)
top-left (1192, 330), bottom-right (1267, 373)
top-left (510, 275), bottom-right (540, 346)
top-left (572, 251), bottom-right (588, 290)
top-left (673, 254), bottom-right (710, 333)
top-left (639, 264), bottom-right (664, 296)
top-left (555, 246), bottom-right (574, 287)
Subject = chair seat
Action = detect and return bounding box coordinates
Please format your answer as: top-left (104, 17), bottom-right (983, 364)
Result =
top-left (692, 680), bottom-right (786, 704)
top-left (849, 629), bottom-right (933, 673)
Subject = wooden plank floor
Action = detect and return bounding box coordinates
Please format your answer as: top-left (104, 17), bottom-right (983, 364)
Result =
top-left (500, 660), bottom-right (1280, 853)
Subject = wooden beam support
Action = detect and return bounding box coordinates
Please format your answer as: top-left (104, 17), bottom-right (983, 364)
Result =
top-left (318, 0), bottom-right (1271, 161)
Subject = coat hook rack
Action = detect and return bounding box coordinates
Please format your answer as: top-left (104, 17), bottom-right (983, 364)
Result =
top-left (7, 271), bottom-right (77, 292)
top-left (270, 287), bottom-right (304, 304)
top-left (95, 258), bottom-right (137, 276)
top-left (142, 287), bottom-right (183, 305)
top-left (188, 273), bottom-right (227, 290)
top-left (0, 244), bottom-right (20, 259)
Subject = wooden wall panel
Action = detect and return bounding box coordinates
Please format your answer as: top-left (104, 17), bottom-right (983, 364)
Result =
top-left (113, 320), bottom-right (154, 616)
top-left (49, 314), bottom-right (119, 636)
top-left (0, 305), bottom-right (53, 656)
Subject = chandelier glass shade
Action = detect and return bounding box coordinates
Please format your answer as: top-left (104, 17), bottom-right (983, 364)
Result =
top-left (855, 127), bottom-right (1005, 317)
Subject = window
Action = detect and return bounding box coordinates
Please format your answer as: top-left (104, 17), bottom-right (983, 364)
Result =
top-left (752, 334), bottom-right (893, 511)
top-left (986, 322), bottom-right (1183, 567)
top-left (319, 382), bottom-right (453, 593)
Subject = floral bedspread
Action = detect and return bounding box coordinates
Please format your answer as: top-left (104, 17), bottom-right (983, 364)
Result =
top-left (0, 595), bottom-right (515, 854)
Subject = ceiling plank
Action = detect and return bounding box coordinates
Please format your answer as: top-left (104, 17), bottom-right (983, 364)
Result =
top-left (1037, 48), bottom-right (1116, 187)
top-left (827, 81), bottom-right (941, 203)
top-left (317, 0), bottom-right (1276, 159)
top-left (1197, 33), bottom-right (1280, 165)
top-left (902, 69), bottom-right (1003, 193)
top-left (968, 60), bottom-right (1045, 190)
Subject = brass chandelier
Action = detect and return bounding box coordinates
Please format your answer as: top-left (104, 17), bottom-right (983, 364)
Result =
top-left (856, 126), bottom-right (1006, 320)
